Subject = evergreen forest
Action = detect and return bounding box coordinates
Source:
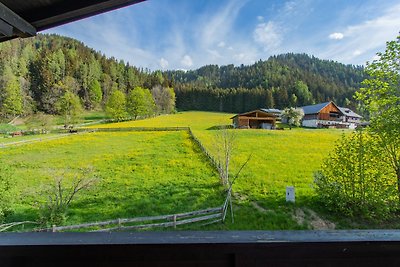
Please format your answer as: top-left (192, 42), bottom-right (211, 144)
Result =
top-left (0, 34), bottom-right (366, 119)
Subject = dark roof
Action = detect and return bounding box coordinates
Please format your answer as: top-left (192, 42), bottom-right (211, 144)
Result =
top-left (301, 102), bottom-right (331, 115)
top-left (0, 0), bottom-right (145, 42)
top-left (230, 109), bottom-right (277, 119)
top-left (338, 107), bottom-right (362, 118)
top-left (260, 108), bottom-right (282, 114)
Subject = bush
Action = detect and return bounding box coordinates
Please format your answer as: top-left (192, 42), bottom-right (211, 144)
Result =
top-left (0, 163), bottom-right (14, 221)
top-left (314, 130), bottom-right (397, 219)
top-left (38, 168), bottom-right (98, 227)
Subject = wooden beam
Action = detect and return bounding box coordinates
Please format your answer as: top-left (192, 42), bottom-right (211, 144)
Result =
top-left (33, 0), bottom-right (146, 31)
top-left (0, 19), bottom-right (13, 36)
top-left (0, 2), bottom-right (36, 37)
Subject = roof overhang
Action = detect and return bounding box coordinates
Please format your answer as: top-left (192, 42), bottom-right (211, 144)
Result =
top-left (0, 0), bottom-right (145, 42)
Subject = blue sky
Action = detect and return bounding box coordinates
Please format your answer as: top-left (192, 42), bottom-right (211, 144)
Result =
top-left (44, 0), bottom-right (400, 70)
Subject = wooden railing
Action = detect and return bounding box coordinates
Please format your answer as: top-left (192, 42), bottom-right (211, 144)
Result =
top-left (36, 203), bottom-right (229, 232)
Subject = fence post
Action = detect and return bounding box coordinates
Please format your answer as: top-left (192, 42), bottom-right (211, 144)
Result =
top-left (173, 215), bottom-right (177, 229)
top-left (52, 225), bottom-right (56, 233)
top-left (118, 218), bottom-right (121, 230)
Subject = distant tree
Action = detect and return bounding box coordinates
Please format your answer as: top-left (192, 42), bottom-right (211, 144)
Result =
top-left (143, 88), bottom-right (156, 117)
top-left (265, 89), bottom-right (274, 108)
top-left (282, 107), bottom-right (304, 129)
top-left (151, 85), bottom-right (176, 114)
top-left (126, 86), bottom-right (146, 119)
top-left (87, 79), bottom-right (103, 108)
top-left (294, 81), bottom-right (313, 106)
top-left (0, 67), bottom-right (23, 118)
top-left (355, 35), bottom-right (400, 198)
top-left (105, 90), bottom-right (127, 121)
top-left (56, 91), bottom-right (83, 126)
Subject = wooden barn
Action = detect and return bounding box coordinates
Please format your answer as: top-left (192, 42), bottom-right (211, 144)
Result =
top-left (231, 110), bottom-right (276, 129)
top-left (301, 101), bottom-right (345, 128)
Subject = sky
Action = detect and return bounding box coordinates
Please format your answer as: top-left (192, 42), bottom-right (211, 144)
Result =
top-left (44, 0), bottom-right (400, 71)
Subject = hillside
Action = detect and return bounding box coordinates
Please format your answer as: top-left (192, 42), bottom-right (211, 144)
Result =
top-left (168, 54), bottom-right (365, 112)
top-left (0, 34), bottom-right (365, 119)
top-left (0, 34), bottom-right (171, 119)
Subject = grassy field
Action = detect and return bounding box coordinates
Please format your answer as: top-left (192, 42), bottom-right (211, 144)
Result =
top-left (86, 111), bottom-right (346, 230)
top-left (1, 130), bottom-right (224, 228)
top-left (1, 111), bottom-right (351, 230)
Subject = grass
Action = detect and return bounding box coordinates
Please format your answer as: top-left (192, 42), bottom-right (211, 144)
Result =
top-left (1, 130), bottom-right (224, 228)
top-left (84, 111), bottom-right (346, 230)
top-left (2, 111), bottom-right (360, 230)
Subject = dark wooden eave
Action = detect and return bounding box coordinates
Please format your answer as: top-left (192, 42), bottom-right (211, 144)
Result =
top-left (0, 0), bottom-right (145, 42)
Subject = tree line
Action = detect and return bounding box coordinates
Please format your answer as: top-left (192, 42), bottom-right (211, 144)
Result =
top-left (168, 53), bottom-right (365, 112)
top-left (0, 34), bottom-right (365, 121)
top-left (0, 34), bottom-right (175, 122)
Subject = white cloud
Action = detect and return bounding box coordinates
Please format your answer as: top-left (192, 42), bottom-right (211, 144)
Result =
top-left (320, 3), bottom-right (400, 64)
top-left (328, 32), bottom-right (344, 40)
top-left (159, 58), bottom-right (169, 69)
top-left (253, 21), bottom-right (282, 50)
top-left (217, 41), bottom-right (226, 48)
top-left (181, 55), bottom-right (193, 67)
top-left (283, 1), bottom-right (297, 12)
top-left (257, 15), bottom-right (264, 22)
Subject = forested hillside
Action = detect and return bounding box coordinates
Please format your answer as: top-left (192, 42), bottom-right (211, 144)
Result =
top-left (168, 54), bottom-right (365, 113)
top-left (0, 34), bottom-right (365, 119)
top-left (0, 34), bottom-right (173, 121)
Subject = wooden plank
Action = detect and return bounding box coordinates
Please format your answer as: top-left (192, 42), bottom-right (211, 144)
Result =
top-left (0, 2), bottom-right (36, 36)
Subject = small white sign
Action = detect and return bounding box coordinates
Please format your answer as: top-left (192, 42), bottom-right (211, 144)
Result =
top-left (286, 186), bottom-right (295, 203)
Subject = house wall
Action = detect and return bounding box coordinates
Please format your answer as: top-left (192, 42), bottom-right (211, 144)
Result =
top-left (302, 119), bottom-right (318, 128)
top-left (318, 103), bottom-right (341, 121)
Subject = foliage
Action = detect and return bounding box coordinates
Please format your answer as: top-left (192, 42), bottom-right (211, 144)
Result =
top-left (282, 107), bottom-right (304, 129)
top-left (0, 162), bottom-right (14, 222)
top-left (314, 131), bottom-right (397, 219)
top-left (38, 168), bottom-right (98, 227)
top-left (0, 67), bottom-right (23, 118)
top-left (151, 85), bottom-right (176, 114)
top-left (56, 90), bottom-right (83, 126)
top-left (170, 53), bottom-right (365, 112)
top-left (126, 86), bottom-right (155, 119)
top-left (355, 35), bottom-right (400, 198)
top-left (105, 90), bottom-right (127, 121)
top-left (87, 80), bottom-right (103, 108)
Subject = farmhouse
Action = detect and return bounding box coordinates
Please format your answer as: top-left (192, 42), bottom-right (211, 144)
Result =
top-left (301, 101), bottom-right (344, 128)
top-left (300, 101), bottom-right (362, 129)
top-left (231, 109), bottom-right (277, 129)
top-left (338, 107), bottom-right (362, 129)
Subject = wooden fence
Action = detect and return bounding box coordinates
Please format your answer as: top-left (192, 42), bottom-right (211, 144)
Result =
top-left (2, 126), bottom-right (233, 232)
top-left (36, 200), bottom-right (230, 232)
top-left (187, 128), bottom-right (221, 173)
top-left (84, 127), bottom-right (190, 133)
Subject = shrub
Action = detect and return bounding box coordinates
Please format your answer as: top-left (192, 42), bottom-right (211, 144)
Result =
top-left (38, 168), bottom-right (98, 227)
top-left (314, 130), bottom-right (397, 219)
top-left (0, 163), bottom-right (14, 221)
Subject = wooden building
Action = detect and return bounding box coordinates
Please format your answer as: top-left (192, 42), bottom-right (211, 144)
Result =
top-left (231, 110), bottom-right (276, 129)
top-left (301, 101), bottom-right (345, 128)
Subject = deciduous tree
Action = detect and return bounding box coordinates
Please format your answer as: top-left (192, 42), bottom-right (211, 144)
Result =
top-left (356, 35), bottom-right (400, 199)
top-left (105, 90), bottom-right (127, 121)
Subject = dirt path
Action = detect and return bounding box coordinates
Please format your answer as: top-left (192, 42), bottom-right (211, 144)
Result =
top-left (293, 208), bottom-right (336, 230)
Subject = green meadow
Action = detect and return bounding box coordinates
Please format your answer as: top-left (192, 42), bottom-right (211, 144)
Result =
top-left (1, 111), bottom-right (346, 230)
top-left (88, 111), bottom-right (345, 229)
